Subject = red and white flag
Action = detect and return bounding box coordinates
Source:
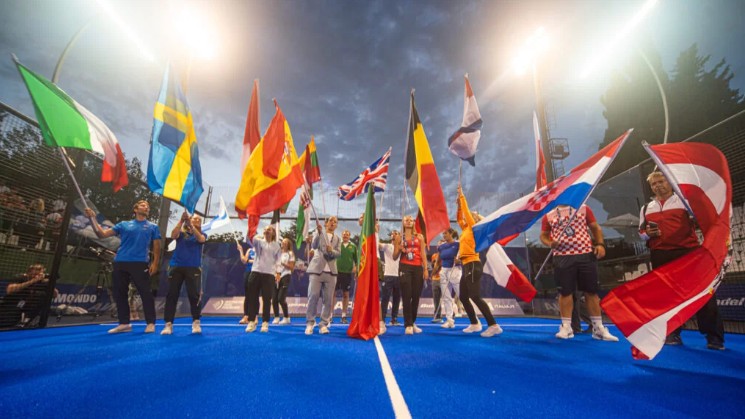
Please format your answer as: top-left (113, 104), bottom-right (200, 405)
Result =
top-left (482, 243), bottom-right (536, 302)
top-left (447, 75), bottom-right (482, 166)
top-left (601, 142), bottom-right (731, 360)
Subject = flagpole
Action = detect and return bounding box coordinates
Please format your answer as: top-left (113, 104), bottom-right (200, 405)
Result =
top-left (403, 89), bottom-right (414, 224)
top-left (319, 180), bottom-right (328, 216)
top-left (57, 148), bottom-right (88, 208)
top-left (301, 174), bottom-right (330, 250)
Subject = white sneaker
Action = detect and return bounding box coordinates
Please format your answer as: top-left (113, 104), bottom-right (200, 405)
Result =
top-left (319, 325), bottom-right (329, 334)
top-left (481, 324), bottom-right (503, 338)
top-left (161, 322), bottom-right (173, 335)
top-left (239, 316), bottom-right (249, 325)
top-left (245, 321), bottom-right (257, 333)
top-left (463, 323), bottom-right (483, 333)
top-left (379, 321), bottom-right (387, 335)
top-left (192, 320), bottom-right (201, 334)
top-left (404, 326), bottom-right (413, 335)
top-left (144, 323), bottom-right (155, 333)
top-left (555, 324), bottom-right (574, 339)
top-left (441, 319), bottom-right (455, 329)
top-left (281, 318), bottom-right (291, 325)
top-left (592, 325), bottom-right (619, 342)
top-left (272, 318), bottom-right (280, 325)
top-left (305, 324), bottom-right (314, 335)
top-left (413, 324), bottom-right (422, 334)
top-left (261, 322), bottom-right (269, 333)
top-left (108, 324), bottom-right (132, 334)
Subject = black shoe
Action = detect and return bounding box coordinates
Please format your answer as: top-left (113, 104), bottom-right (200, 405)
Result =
top-left (341, 317), bottom-right (348, 324)
top-left (707, 341), bottom-right (725, 351)
top-left (665, 335), bottom-right (683, 346)
top-left (390, 319), bottom-right (400, 326)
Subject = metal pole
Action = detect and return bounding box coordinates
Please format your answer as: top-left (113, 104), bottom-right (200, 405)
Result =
top-left (639, 50), bottom-right (670, 144)
top-left (532, 63), bottom-right (554, 183)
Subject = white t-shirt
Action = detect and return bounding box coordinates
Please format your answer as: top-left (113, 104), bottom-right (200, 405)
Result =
top-left (380, 243), bottom-right (400, 277)
top-left (278, 251), bottom-right (295, 277)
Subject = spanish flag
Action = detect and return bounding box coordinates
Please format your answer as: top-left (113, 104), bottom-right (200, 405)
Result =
top-left (405, 92), bottom-right (449, 245)
top-left (235, 100), bottom-right (303, 217)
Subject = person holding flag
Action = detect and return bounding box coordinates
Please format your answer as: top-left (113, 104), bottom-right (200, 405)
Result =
top-left (161, 211), bottom-right (207, 335)
top-left (640, 171), bottom-right (725, 350)
top-left (455, 186), bottom-right (503, 338)
top-left (85, 201), bottom-right (161, 334)
top-left (238, 225), bottom-right (281, 333)
top-left (305, 217), bottom-right (341, 335)
top-left (393, 215), bottom-right (428, 335)
top-left (539, 203), bottom-right (618, 341)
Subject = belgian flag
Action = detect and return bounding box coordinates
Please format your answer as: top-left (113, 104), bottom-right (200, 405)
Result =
top-left (405, 92), bottom-right (449, 244)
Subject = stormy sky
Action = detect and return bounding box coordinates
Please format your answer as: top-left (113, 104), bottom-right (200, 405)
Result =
top-left (1, 0), bottom-right (744, 234)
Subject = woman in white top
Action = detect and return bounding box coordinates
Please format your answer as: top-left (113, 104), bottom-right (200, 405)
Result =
top-left (237, 225), bottom-right (281, 333)
top-left (272, 238), bottom-right (295, 324)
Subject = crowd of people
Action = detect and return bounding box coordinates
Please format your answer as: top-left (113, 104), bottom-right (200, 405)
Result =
top-left (0, 179), bottom-right (66, 250)
top-left (3, 169), bottom-right (725, 351)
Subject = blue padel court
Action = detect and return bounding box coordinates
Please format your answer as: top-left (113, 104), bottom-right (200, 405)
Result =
top-left (1, 317), bottom-right (743, 418)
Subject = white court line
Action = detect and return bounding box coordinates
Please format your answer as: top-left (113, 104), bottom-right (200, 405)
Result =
top-left (374, 336), bottom-right (412, 419)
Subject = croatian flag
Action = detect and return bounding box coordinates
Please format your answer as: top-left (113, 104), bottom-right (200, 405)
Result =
top-left (338, 147), bottom-right (391, 201)
top-left (473, 129), bottom-right (633, 252)
top-left (202, 196), bottom-right (231, 233)
top-left (483, 243), bottom-right (537, 302)
top-left (601, 142), bottom-right (731, 360)
top-left (448, 75), bottom-right (482, 166)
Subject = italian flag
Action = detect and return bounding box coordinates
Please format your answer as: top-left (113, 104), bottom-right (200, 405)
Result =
top-left (14, 59), bottom-right (128, 192)
top-left (347, 187), bottom-right (380, 340)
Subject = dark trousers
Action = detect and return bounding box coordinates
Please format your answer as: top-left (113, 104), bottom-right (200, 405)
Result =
top-left (246, 271), bottom-right (275, 322)
top-left (381, 275), bottom-right (401, 320)
top-left (651, 247), bottom-right (725, 344)
top-left (432, 279), bottom-right (442, 319)
top-left (164, 266), bottom-right (202, 322)
top-left (459, 261), bottom-right (496, 326)
top-left (112, 262), bottom-right (155, 325)
top-left (243, 271), bottom-right (251, 316)
top-left (399, 264), bottom-right (424, 327)
top-left (273, 274), bottom-right (290, 318)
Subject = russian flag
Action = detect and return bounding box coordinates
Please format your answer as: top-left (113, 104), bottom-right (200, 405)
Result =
top-left (473, 129), bottom-right (633, 252)
top-left (601, 142), bottom-right (731, 360)
top-left (483, 243), bottom-right (536, 302)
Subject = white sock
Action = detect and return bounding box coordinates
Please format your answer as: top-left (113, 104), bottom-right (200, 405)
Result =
top-left (561, 317), bottom-right (572, 328)
top-left (591, 316), bottom-right (603, 330)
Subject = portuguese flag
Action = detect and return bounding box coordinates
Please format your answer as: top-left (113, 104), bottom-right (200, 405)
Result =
top-left (14, 58), bottom-right (128, 191)
top-left (347, 187), bottom-right (380, 340)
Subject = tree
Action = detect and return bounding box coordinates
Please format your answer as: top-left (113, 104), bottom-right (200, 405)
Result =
top-left (0, 121), bottom-right (167, 224)
top-left (598, 43), bottom-right (745, 178)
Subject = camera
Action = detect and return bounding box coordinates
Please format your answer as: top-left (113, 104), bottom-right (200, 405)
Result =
top-left (647, 221), bottom-right (658, 229)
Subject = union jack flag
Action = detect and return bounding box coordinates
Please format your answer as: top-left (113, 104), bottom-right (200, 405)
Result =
top-left (338, 147), bottom-right (391, 201)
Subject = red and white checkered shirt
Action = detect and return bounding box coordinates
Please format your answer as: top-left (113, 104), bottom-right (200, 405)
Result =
top-left (541, 205), bottom-right (597, 256)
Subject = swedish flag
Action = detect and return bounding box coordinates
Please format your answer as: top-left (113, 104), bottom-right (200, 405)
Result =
top-left (147, 65), bottom-right (203, 213)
